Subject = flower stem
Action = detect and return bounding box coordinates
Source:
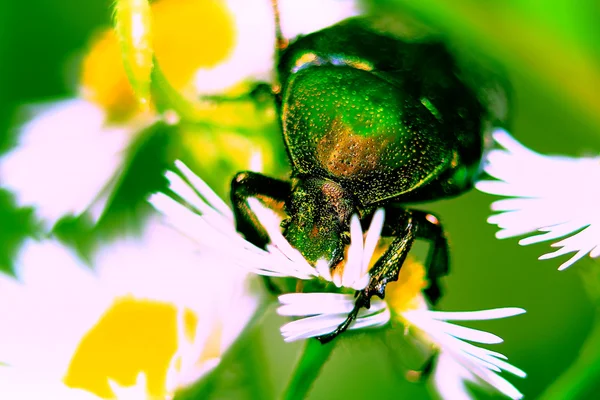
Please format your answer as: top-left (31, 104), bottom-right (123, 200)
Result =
top-left (150, 61), bottom-right (199, 121)
top-left (150, 61), bottom-right (274, 131)
top-left (281, 339), bottom-right (335, 400)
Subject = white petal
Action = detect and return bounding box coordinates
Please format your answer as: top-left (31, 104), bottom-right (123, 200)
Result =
top-left (341, 214), bottom-right (363, 288)
top-left (278, 293), bottom-right (389, 342)
top-left (279, 0), bottom-right (361, 39)
top-left (424, 308), bottom-right (526, 322)
top-left (194, 0), bottom-right (273, 93)
top-left (477, 128), bottom-right (600, 268)
top-left (0, 240), bottom-right (112, 378)
top-left (278, 293), bottom-right (357, 316)
top-left (410, 315), bottom-right (503, 344)
top-left (152, 167), bottom-right (319, 280)
top-left (194, 0), bottom-right (361, 93)
top-left (361, 208), bottom-right (385, 277)
top-left (440, 333), bottom-right (527, 378)
top-left (248, 197), bottom-right (317, 278)
top-left (404, 304), bottom-right (525, 399)
top-left (0, 99), bottom-right (152, 228)
top-left (0, 367), bottom-right (101, 400)
top-left (432, 353), bottom-right (473, 400)
top-left (174, 160), bottom-right (234, 221)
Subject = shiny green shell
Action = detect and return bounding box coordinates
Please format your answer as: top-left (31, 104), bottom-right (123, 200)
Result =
top-left (278, 18), bottom-right (485, 206)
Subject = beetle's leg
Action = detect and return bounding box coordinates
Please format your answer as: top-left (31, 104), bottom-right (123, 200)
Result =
top-left (414, 211), bottom-right (449, 305)
top-left (316, 208), bottom-right (449, 343)
top-left (270, 0), bottom-right (288, 57)
top-left (364, 208), bottom-right (449, 306)
top-left (231, 171), bottom-right (291, 296)
top-left (230, 171), bottom-right (291, 249)
top-left (197, 83), bottom-right (275, 105)
top-left (316, 209), bottom-right (417, 343)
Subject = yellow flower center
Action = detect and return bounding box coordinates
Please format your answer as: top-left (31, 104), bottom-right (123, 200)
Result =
top-left (385, 258), bottom-right (429, 314)
top-left (63, 296), bottom-right (198, 399)
top-left (80, 0), bottom-right (236, 119)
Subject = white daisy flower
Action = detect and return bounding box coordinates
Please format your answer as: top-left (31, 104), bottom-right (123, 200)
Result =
top-left (0, 100), bottom-right (154, 229)
top-left (475, 128), bottom-right (600, 270)
top-left (149, 160), bottom-right (526, 399)
top-left (0, 0), bottom-right (360, 230)
top-left (0, 217), bottom-right (262, 399)
top-left (150, 160), bottom-right (317, 281)
top-left (149, 159), bottom-right (380, 286)
top-left (279, 253), bottom-right (526, 399)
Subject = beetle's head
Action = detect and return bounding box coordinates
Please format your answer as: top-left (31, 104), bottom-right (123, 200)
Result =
top-left (283, 177), bottom-right (355, 267)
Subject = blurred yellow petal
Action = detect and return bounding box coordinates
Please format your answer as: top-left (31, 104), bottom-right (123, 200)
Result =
top-left (64, 297), bottom-right (181, 398)
top-left (82, 0), bottom-right (236, 119)
top-left (152, 0), bottom-right (235, 92)
top-left (385, 258), bottom-right (429, 315)
top-left (80, 30), bottom-right (139, 121)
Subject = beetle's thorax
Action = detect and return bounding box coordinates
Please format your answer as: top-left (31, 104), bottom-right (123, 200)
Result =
top-left (283, 176), bottom-right (355, 266)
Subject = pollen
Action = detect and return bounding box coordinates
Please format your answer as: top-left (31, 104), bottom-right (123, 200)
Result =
top-left (384, 258), bottom-right (428, 314)
top-left (80, 0), bottom-right (236, 119)
top-left (63, 296), bottom-right (197, 398)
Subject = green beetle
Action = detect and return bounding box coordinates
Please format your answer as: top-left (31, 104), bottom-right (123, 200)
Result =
top-left (231, 15), bottom-right (506, 343)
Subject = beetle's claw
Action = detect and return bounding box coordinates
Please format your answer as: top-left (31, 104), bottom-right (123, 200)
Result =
top-left (315, 291), bottom-right (366, 343)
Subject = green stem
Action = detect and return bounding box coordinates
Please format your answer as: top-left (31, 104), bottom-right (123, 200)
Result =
top-left (538, 311), bottom-right (600, 400)
top-left (243, 329), bottom-right (275, 400)
top-left (151, 61), bottom-right (199, 121)
top-left (281, 339), bottom-right (335, 400)
top-left (150, 60), bottom-right (273, 132)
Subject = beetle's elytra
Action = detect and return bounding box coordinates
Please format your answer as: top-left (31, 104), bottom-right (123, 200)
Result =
top-left (231, 15), bottom-right (505, 343)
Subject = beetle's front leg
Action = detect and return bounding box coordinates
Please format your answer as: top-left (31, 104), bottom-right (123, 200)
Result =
top-left (198, 82), bottom-right (275, 105)
top-left (316, 209), bottom-right (417, 343)
top-left (316, 207), bottom-right (450, 343)
top-left (231, 172), bottom-right (292, 296)
top-left (364, 207), bottom-right (450, 307)
top-left (230, 171), bottom-right (291, 249)
top-left (414, 210), bottom-right (449, 305)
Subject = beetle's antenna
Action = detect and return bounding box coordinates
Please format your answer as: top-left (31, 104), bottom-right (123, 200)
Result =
top-left (271, 0), bottom-right (288, 59)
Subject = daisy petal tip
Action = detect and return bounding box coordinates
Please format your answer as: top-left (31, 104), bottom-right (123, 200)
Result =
top-left (491, 127), bottom-right (510, 139)
top-left (504, 307), bottom-right (527, 317)
top-left (174, 159), bottom-right (185, 169)
top-left (539, 251), bottom-right (580, 271)
top-left (494, 230), bottom-right (513, 240)
top-left (518, 235), bottom-right (544, 246)
top-left (557, 261), bottom-right (575, 271)
top-left (474, 181), bottom-right (493, 194)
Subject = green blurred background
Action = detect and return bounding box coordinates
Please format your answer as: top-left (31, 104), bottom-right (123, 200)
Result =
top-left (1, 0), bottom-right (600, 399)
